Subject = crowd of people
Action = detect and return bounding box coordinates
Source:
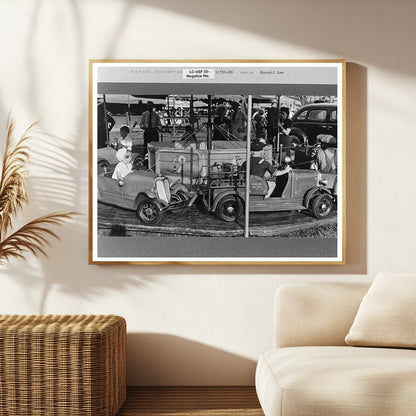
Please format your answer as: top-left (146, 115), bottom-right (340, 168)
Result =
top-left (98, 98), bottom-right (295, 148)
top-left (98, 98), bottom-right (337, 188)
top-left (211, 99), bottom-right (294, 147)
top-left (210, 99), bottom-right (337, 177)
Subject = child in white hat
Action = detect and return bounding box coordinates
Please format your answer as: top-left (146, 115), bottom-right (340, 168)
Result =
top-left (112, 147), bottom-right (133, 186)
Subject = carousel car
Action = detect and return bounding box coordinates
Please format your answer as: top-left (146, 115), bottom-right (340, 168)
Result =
top-left (97, 146), bottom-right (145, 174)
top-left (290, 103), bottom-right (338, 145)
top-left (97, 169), bottom-right (192, 225)
top-left (200, 163), bottom-right (337, 222)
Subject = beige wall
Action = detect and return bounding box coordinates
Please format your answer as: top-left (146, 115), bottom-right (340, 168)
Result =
top-left (0, 0), bottom-right (415, 385)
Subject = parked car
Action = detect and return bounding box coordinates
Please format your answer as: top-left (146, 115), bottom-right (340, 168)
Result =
top-left (97, 169), bottom-right (193, 224)
top-left (198, 164), bottom-right (337, 222)
top-left (290, 103), bottom-right (338, 146)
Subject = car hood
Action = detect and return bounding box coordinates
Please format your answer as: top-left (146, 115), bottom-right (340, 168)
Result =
top-left (124, 170), bottom-right (158, 186)
top-left (98, 169), bottom-right (160, 209)
top-left (98, 169), bottom-right (158, 191)
top-left (97, 147), bottom-right (117, 165)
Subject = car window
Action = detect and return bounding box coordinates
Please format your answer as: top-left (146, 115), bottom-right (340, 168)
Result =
top-left (330, 110), bottom-right (337, 122)
top-left (308, 109), bottom-right (327, 121)
top-left (296, 110), bottom-right (308, 120)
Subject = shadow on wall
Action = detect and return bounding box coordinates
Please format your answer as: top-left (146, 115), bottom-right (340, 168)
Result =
top-left (0, 126), bottom-right (159, 313)
top-left (0, 124), bottom-right (140, 313)
top-left (127, 333), bottom-right (257, 386)
top-left (0, 0), bottom-right (148, 308)
top-left (135, 0), bottom-right (413, 77)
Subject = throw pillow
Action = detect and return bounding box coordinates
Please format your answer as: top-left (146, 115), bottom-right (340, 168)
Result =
top-left (345, 272), bottom-right (416, 348)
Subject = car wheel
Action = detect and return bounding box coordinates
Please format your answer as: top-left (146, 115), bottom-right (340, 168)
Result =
top-left (97, 159), bottom-right (110, 175)
top-left (169, 190), bottom-right (188, 215)
top-left (311, 193), bottom-right (333, 219)
top-left (136, 198), bottom-right (163, 225)
top-left (290, 136), bottom-right (301, 150)
top-left (133, 155), bottom-right (146, 170)
top-left (215, 195), bottom-right (243, 222)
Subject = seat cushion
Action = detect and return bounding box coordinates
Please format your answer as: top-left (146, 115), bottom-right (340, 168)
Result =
top-left (256, 346), bottom-right (416, 416)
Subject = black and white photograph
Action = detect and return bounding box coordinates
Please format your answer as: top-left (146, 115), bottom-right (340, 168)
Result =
top-left (90, 61), bottom-right (345, 264)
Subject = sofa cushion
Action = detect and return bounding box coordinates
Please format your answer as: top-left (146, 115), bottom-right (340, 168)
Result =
top-left (256, 346), bottom-right (416, 416)
top-left (274, 283), bottom-right (370, 348)
top-left (345, 272), bottom-right (416, 348)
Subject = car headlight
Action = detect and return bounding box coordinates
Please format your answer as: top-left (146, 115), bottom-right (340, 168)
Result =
top-left (155, 177), bottom-right (171, 204)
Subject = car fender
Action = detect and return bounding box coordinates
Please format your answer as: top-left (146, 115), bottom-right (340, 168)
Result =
top-left (289, 127), bottom-right (307, 143)
top-left (171, 182), bottom-right (189, 195)
top-left (211, 190), bottom-right (244, 212)
top-left (98, 157), bottom-right (110, 166)
top-left (97, 158), bottom-right (111, 175)
top-left (134, 191), bottom-right (167, 210)
top-left (304, 187), bottom-right (333, 208)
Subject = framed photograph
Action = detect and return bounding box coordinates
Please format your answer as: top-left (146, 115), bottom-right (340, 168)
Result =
top-left (89, 60), bottom-right (345, 264)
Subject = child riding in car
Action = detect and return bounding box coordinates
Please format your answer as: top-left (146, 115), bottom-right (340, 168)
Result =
top-left (241, 140), bottom-right (291, 198)
top-left (111, 125), bottom-right (131, 150)
top-left (112, 147), bottom-right (133, 186)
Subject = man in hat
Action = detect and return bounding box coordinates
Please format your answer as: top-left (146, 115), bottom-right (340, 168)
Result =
top-left (241, 140), bottom-right (291, 198)
top-left (139, 101), bottom-right (162, 151)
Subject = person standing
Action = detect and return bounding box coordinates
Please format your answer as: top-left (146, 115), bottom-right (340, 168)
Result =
top-left (213, 104), bottom-right (231, 140)
top-left (139, 101), bottom-right (162, 151)
top-left (266, 99), bottom-right (279, 145)
top-left (254, 109), bottom-right (267, 140)
top-left (278, 107), bottom-right (293, 136)
top-left (278, 107), bottom-right (293, 159)
top-left (230, 100), bottom-right (247, 140)
top-left (97, 100), bottom-right (115, 149)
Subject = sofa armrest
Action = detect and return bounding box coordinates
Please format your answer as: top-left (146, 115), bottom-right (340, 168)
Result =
top-left (273, 282), bottom-right (370, 348)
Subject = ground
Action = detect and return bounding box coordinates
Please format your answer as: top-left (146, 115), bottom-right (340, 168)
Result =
top-left (97, 200), bottom-right (337, 238)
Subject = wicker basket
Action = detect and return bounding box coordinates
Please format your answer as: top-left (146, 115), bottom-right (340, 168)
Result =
top-left (0, 314), bottom-right (126, 416)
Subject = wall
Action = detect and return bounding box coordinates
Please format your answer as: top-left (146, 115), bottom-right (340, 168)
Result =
top-left (0, 0), bottom-right (415, 385)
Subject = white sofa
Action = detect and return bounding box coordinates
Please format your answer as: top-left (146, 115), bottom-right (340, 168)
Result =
top-left (255, 282), bottom-right (416, 416)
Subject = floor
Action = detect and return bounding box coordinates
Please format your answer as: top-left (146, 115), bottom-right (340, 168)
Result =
top-left (116, 386), bottom-right (264, 416)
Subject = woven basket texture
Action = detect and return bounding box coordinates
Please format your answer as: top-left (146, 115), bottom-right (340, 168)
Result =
top-left (0, 314), bottom-right (126, 416)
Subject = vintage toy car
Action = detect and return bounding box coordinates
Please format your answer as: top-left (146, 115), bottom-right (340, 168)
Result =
top-left (290, 103), bottom-right (338, 146)
top-left (199, 165), bottom-right (337, 222)
top-left (97, 146), bottom-right (145, 174)
top-left (97, 169), bottom-right (192, 224)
